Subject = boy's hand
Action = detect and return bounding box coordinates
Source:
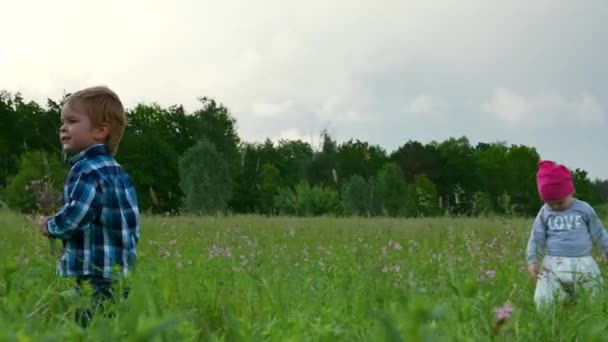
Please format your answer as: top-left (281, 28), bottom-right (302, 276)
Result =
top-left (527, 263), bottom-right (538, 280)
top-left (38, 216), bottom-right (50, 237)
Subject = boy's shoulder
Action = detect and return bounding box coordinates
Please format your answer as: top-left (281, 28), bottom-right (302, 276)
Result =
top-left (71, 154), bottom-right (115, 172)
top-left (69, 146), bottom-right (125, 179)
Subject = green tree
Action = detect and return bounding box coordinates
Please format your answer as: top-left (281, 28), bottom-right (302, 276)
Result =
top-left (573, 168), bottom-right (600, 205)
top-left (127, 103), bottom-right (196, 156)
top-left (231, 143), bottom-right (263, 213)
top-left (118, 131), bottom-right (180, 213)
top-left (367, 177), bottom-right (383, 216)
top-left (376, 162), bottom-right (407, 216)
top-left (404, 174), bottom-right (440, 217)
top-left (274, 139), bottom-right (313, 188)
top-left (504, 145), bottom-right (540, 215)
top-left (341, 175), bottom-right (371, 216)
top-left (178, 139), bottom-right (232, 214)
top-left (592, 179), bottom-right (608, 203)
top-left (390, 140), bottom-right (440, 183)
top-left (259, 163), bottom-right (280, 214)
top-left (193, 97), bottom-right (240, 175)
top-left (308, 130), bottom-right (338, 188)
top-left (0, 92), bottom-right (62, 189)
top-left (435, 137), bottom-right (476, 214)
top-left (274, 186), bottom-right (298, 216)
top-left (474, 142), bottom-right (509, 212)
top-left (336, 140), bottom-right (388, 185)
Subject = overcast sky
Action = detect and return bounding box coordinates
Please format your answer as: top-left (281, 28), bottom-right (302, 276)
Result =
top-left (2, 0), bottom-right (607, 179)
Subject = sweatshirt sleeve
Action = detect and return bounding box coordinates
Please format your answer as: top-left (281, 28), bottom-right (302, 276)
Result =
top-left (587, 205), bottom-right (608, 254)
top-left (526, 209), bottom-right (547, 264)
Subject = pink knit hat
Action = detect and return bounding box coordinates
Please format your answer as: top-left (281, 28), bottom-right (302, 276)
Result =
top-left (536, 160), bottom-right (574, 201)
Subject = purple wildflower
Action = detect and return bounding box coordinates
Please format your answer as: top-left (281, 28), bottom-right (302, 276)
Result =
top-left (494, 304), bottom-right (513, 322)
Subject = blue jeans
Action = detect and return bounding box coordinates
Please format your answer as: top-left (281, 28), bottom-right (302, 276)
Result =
top-left (74, 276), bottom-right (129, 327)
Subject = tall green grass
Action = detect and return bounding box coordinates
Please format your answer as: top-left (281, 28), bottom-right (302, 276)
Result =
top-left (2, 210), bottom-right (608, 341)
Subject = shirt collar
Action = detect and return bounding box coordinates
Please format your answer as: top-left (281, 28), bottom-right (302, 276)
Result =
top-left (69, 144), bottom-right (108, 166)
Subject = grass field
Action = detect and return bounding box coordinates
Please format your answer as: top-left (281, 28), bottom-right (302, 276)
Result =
top-left (2, 210), bottom-right (608, 341)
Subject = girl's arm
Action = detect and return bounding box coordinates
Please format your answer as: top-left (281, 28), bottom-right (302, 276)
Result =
top-left (588, 206), bottom-right (608, 254)
top-left (526, 210), bottom-right (547, 265)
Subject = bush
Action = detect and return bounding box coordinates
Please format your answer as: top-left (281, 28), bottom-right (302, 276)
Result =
top-left (274, 181), bottom-right (340, 216)
top-left (4, 150), bottom-right (66, 212)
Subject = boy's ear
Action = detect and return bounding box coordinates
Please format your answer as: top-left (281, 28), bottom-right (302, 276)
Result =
top-left (93, 123), bottom-right (111, 141)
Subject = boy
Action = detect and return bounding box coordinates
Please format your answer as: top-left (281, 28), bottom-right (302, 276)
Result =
top-left (38, 86), bottom-right (140, 326)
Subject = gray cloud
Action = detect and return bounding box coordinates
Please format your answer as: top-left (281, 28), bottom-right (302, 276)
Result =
top-left (1, 0), bottom-right (607, 178)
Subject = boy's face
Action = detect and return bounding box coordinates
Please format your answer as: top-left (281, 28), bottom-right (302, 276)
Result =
top-left (60, 101), bottom-right (108, 153)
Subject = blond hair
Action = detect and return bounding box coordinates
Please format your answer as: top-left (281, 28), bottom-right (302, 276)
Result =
top-left (64, 86), bottom-right (126, 155)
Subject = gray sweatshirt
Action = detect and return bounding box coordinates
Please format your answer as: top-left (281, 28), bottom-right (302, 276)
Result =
top-left (526, 199), bottom-right (608, 264)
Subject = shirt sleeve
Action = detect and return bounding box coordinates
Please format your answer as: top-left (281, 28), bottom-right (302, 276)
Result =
top-left (46, 171), bottom-right (99, 240)
top-left (526, 209), bottom-right (547, 264)
top-left (587, 206), bottom-right (608, 254)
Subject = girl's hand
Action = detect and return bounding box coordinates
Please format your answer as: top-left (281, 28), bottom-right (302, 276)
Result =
top-left (527, 263), bottom-right (538, 280)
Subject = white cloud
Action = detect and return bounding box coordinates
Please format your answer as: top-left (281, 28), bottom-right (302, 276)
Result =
top-left (408, 95), bottom-right (435, 113)
top-left (575, 93), bottom-right (605, 124)
top-left (316, 95), bottom-right (374, 124)
top-left (274, 128), bottom-right (314, 143)
top-left (405, 95), bottom-right (446, 119)
top-left (481, 88), bottom-right (605, 126)
top-left (252, 100), bottom-right (293, 118)
top-left (480, 88), bottom-right (532, 124)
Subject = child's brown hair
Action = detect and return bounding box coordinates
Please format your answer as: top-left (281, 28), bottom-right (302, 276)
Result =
top-left (64, 86), bottom-right (126, 155)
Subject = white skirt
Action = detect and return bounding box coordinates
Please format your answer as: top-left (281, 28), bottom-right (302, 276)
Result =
top-left (534, 255), bottom-right (603, 308)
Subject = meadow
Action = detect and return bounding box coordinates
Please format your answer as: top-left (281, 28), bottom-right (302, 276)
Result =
top-left (2, 210), bottom-right (608, 341)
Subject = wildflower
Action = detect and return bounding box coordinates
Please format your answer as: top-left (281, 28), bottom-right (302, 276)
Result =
top-left (493, 303), bottom-right (513, 335)
top-left (485, 270), bottom-right (496, 279)
top-left (25, 176), bottom-right (62, 256)
top-left (208, 244), bottom-right (233, 258)
top-left (389, 240), bottom-right (402, 250)
top-left (494, 303), bottom-right (513, 322)
top-left (159, 247), bottom-right (171, 259)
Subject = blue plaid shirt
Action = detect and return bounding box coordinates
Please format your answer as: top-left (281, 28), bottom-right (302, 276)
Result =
top-left (47, 144), bottom-right (140, 279)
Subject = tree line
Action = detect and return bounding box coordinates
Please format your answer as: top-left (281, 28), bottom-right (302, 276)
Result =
top-left (1, 91), bottom-right (607, 217)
